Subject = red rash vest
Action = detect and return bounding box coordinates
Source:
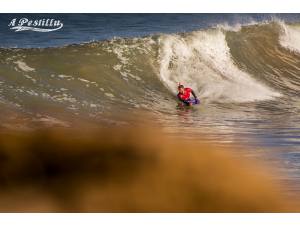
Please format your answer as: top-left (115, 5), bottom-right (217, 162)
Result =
top-left (177, 87), bottom-right (192, 100)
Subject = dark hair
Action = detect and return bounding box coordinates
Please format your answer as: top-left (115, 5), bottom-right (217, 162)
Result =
top-left (178, 84), bottom-right (184, 89)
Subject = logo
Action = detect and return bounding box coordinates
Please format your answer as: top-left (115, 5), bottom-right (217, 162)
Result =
top-left (8, 18), bottom-right (63, 32)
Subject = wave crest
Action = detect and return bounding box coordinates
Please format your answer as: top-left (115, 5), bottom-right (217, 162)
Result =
top-left (158, 29), bottom-right (280, 103)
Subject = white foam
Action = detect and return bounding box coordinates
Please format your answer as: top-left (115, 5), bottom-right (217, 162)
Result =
top-left (26, 89), bottom-right (39, 96)
top-left (215, 23), bottom-right (243, 32)
top-left (214, 19), bottom-right (266, 32)
top-left (105, 92), bottom-right (115, 98)
top-left (57, 74), bottom-right (73, 79)
top-left (113, 64), bottom-right (122, 71)
top-left (52, 93), bottom-right (77, 104)
top-left (78, 78), bottom-right (91, 83)
top-left (279, 22), bottom-right (300, 54)
top-left (14, 60), bottom-right (35, 72)
top-left (78, 77), bottom-right (98, 86)
top-left (108, 38), bottom-right (154, 82)
top-left (24, 74), bottom-right (37, 83)
top-left (33, 116), bottom-right (70, 127)
top-left (158, 29), bottom-right (281, 103)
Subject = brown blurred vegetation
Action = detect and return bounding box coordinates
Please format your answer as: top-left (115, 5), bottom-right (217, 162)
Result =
top-left (0, 124), bottom-right (298, 212)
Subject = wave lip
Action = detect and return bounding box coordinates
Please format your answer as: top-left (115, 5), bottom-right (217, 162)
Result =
top-left (279, 21), bottom-right (300, 54)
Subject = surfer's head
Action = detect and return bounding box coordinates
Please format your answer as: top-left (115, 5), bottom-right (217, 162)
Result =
top-left (178, 84), bottom-right (184, 94)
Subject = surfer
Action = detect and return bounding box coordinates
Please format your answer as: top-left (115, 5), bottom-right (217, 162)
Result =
top-left (177, 84), bottom-right (200, 106)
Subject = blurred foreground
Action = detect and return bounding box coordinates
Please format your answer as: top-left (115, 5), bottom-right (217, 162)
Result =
top-left (0, 123), bottom-right (298, 212)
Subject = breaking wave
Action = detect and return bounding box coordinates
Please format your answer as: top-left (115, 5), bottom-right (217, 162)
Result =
top-left (0, 20), bottom-right (299, 126)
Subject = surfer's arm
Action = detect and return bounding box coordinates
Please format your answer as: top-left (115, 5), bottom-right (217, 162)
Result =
top-left (191, 90), bottom-right (198, 99)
